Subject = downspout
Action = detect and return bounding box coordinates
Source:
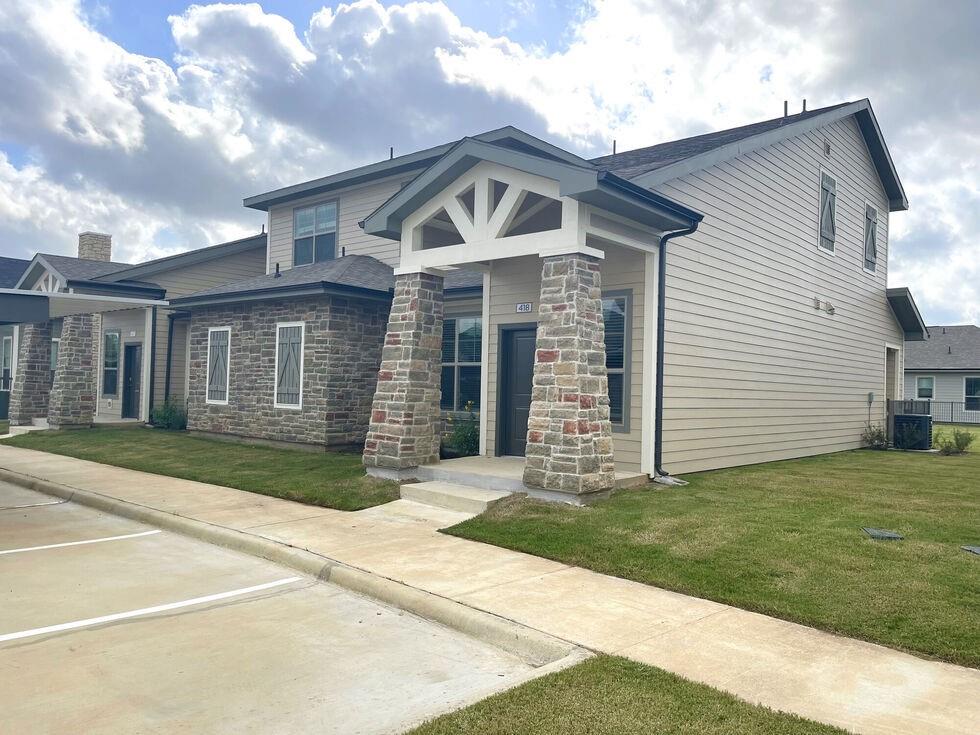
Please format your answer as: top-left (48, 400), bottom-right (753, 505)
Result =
top-left (653, 221), bottom-right (700, 483)
top-left (164, 313), bottom-right (176, 403)
top-left (148, 306), bottom-right (157, 420)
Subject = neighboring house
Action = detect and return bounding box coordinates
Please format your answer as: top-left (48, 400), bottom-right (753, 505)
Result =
top-left (0, 256), bottom-right (31, 420)
top-left (904, 325), bottom-right (980, 422)
top-left (1, 232), bottom-right (266, 426)
top-left (152, 97), bottom-right (927, 502)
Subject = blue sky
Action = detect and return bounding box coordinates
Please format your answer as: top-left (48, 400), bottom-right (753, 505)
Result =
top-left (1, 0), bottom-right (978, 325)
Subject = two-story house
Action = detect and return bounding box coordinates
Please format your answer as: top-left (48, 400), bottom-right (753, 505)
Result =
top-left (159, 98), bottom-right (925, 503)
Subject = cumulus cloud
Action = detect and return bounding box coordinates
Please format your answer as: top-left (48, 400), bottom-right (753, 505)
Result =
top-left (0, 0), bottom-right (976, 323)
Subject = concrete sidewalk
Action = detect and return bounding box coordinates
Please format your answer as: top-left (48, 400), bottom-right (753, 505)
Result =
top-left (1, 444), bottom-right (977, 735)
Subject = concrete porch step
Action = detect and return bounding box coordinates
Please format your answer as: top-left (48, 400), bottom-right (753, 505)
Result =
top-left (8, 424), bottom-right (48, 437)
top-left (400, 481), bottom-right (513, 515)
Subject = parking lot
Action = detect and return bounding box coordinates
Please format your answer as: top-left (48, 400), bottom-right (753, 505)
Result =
top-left (0, 480), bottom-right (538, 734)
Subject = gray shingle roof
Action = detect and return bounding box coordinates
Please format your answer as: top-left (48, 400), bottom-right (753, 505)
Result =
top-left (39, 253), bottom-right (131, 281)
top-left (590, 102), bottom-right (854, 180)
top-left (173, 255), bottom-right (482, 306)
top-left (905, 325), bottom-right (980, 370)
top-left (0, 256), bottom-right (30, 288)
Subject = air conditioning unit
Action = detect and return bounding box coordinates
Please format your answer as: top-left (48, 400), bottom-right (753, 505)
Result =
top-left (893, 414), bottom-right (932, 450)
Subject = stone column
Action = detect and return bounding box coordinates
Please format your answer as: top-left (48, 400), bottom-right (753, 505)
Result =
top-left (363, 272), bottom-right (444, 474)
top-left (8, 322), bottom-right (52, 426)
top-left (48, 313), bottom-right (96, 429)
top-left (523, 253), bottom-right (615, 497)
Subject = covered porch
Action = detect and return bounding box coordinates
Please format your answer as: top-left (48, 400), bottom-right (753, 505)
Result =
top-left (358, 137), bottom-right (702, 502)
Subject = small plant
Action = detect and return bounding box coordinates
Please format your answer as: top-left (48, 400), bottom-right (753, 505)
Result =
top-left (894, 422), bottom-right (923, 450)
top-left (861, 423), bottom-right (889, 450)
top-left (934, 429), bottom-right (975, 455)
top-left (446, 401), bottom-right (480, 457)
top-left (150, 398), bottom-right (187, 431)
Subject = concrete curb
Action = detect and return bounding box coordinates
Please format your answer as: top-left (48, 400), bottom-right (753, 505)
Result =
top-left (0, 467), bottom-right (584, 669)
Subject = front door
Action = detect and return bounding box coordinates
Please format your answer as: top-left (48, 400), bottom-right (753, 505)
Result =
top-left (122, 344), bottom-right (142, 419)
top-left (499, 326), bottom-right (536, 456)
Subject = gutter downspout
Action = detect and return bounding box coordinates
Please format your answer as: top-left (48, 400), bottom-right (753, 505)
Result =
top-left (164, 313), bottom-right (176, 403)
top-left (148, 306), bottom-right (157, 421)
top-left (653, 221), bottom-right (700, 484)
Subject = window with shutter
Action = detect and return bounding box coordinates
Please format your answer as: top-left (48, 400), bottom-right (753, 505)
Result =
top-left (819, 172), bottom-right (837, 252)
top-left (206, 328), bottom-right (230, 404)
top-left (275, 323), bottom-right (304, 408)
top-left (863, 204), bottom-right (878, 272)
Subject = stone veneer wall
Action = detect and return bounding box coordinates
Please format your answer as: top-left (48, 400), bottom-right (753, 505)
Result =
top-left (48, 313), bottom-right (96, 428)
top-left (186, 294), bottom-right (389, 448)
top-left (8, 321), bottom-right (52, 425)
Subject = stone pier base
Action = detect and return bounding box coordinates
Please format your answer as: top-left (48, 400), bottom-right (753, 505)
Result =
top-left (8, 322), bottom-right (52, 426)
top-left (48, 313), bottom-right (96, 429)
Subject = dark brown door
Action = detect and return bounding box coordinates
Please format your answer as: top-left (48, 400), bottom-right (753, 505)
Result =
top-left (122, 344), bottom-right (142, 419)
top-left (499, 327), bottom-right (536, 456)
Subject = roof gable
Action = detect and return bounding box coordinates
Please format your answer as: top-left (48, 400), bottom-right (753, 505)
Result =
top-left (15, 253), bottom-right (131, 290)
top-left (97, 232), bottom-right (266, 283)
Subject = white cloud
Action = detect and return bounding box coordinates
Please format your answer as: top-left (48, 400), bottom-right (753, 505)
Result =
top-left (0, 0), bottom-right (976, 323)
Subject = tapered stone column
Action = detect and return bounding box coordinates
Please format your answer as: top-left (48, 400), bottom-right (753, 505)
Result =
top-left (523, 253), bottom-right (615, 496)
top-left (48, 313), bottom-right (96, 429)
top-left (8, 322), bottom-right (52, 426)
top-left (363, 272), bottom-right (444, 474)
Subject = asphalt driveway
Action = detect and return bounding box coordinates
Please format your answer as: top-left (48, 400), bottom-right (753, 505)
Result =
top-left (0, 481), bottom-right (537, 734)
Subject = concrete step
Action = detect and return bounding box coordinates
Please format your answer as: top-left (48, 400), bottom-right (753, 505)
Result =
top-left (8, 424), bottom-right (47, 437)
top-left (400, 481), bottom-right (513, 515)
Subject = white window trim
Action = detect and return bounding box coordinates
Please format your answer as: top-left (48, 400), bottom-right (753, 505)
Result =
top-left (862, 199), bottom-right (879, 276)
top-left (292, 199), bottom-right (339, 268)
top-left (915, 375), bottom-right (935, 401)
top-left (1, 335), bottom-right (12, 392)
top-left (50, 337), bottom-right (61, 371)
top-left (817, 167), bottom-right (838, 257)
top-left (206, 327), bottom-right (231, 406)
top-left (101, 330), bottom-right (121, 398)
top-left (274, 321), bottom-right (305, 410)
top-left (965, 375), bottom-right (980, 412)
top-left (441, 313), bottom-right (483, 413)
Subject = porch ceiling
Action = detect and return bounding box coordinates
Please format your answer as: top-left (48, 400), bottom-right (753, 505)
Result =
top-left (0, 289), bottom-right (168, 325)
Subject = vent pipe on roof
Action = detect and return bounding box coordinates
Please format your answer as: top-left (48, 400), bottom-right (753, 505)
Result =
top-left (274, 263), bottom-right (281, 278)
top-left (261, 223), bottom-right (265, 234)
top-left (613, 139), bottom-right (617, 155)
top-left (783, 100), bottom-right (788, 118)
top-left (390, 146), bottom-right (394, 160)
top-left (803, 98), bottom-right (807, 112)
top-left (949, 346), bottom-right (952, 354)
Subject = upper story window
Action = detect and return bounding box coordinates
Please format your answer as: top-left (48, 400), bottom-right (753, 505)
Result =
top-left (441, 316), bottom-right (482, 411)
top-left (863, 204), bottom-right (878, 272)
top-left (819, 172), bottom-right (837, 253)
top-left (915, 376), bottom-right (934, 400)
top-left (294, 201), bottom-right (338, 266)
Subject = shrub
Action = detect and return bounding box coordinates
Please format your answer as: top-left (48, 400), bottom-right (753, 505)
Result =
top-left (446, 401), bottom-right (480, 457)
top-left (954, 429), bottom-right (975, 453)
top-left (861, 423), bottom-right (889, 450)
top-left (150, 399), bottom-right (187, 431)
top-left (935, 429), bottom-right (975, 455)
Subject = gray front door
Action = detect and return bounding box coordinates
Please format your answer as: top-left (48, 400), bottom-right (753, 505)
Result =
top-left (122, 344), bottom-right (142, 419)
top-left (498, 326), bottom-right (536, 456)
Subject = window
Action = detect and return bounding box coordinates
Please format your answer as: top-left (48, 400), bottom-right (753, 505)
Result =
top-left (206, 328), bottom-right (231, 404)
top-left (819, 172), bottom-right (837, 252)
top-left (966, 377), bottom-right (980, 412)
top-left (50, 338), bottom-right (60, 374)
top-left (275, 323), bottom-right (304, 408)
top-left (864, 204), bottom-right (878, 272)
top-left (603, 293), bottom-right (630, 428)
top-left (1, 336), bottom-right (11, 391)
top-left (294, 201), bottom-right (338, 266)
top-left (915, 376), bottom-right (934, 400)
top-left (441, 316), bottom-right (482, 411)
top-left (102, 331), bottom-right (120, 396)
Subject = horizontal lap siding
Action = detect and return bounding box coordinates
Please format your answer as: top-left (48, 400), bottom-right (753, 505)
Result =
top-left (168, 320), bottom-right (189, 403)
top-left (267, 174), bottom-right (412, 271)
top-left (655, 116), bottom-right (904, 474)
top-left (905, 372), bottom-right (979, 403)
top-left (97, 309), bottom-right (146, 420)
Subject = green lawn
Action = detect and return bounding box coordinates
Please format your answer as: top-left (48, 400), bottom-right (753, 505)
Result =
top-left (410, 656), bottom-right (844, 735)
top-left (1, 427), bottom-right (398, 511)
top-left (448, 428), bottom-right (980, 667)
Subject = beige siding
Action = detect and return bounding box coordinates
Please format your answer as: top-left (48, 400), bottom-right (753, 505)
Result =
top-left (654, 116), bottom-right (905, 474)
top-left (267, 174), bottom-right (412, 271)
top-left (97, 309), bottom-right (146, 420)
top-left (168, 320), bottom-right (190, 403)
top-left (905, 372), bottom-right (979, 403)
top-left (484, 248), bottom-right (647, 471)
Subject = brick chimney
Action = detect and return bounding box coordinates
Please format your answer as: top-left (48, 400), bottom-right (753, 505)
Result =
top-left (78, 232), bottom-right (112, 262)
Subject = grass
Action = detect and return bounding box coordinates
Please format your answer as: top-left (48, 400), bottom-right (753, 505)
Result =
top-left (448, 427), bottom-right (980, 667)
top-left (1, 427), bottom-right (399, 511)
top-left (410, 655), bottom-right (844, 735)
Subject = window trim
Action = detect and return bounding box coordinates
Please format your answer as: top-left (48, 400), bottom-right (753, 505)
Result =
top-left (817, 168), bottom-right (838, 256)
top-left (274, 321), bottom-right (305, 410)
top-left (602, 289), bottom-right (632, 433)
top-left (862, 200), bottom-right (879, 275)
top-left (441, 313), bottom-right (483, 413)
top-left (915, 375), bottom-right (935, 400)
top-left (206, 327), bottom-right (231, 406)
top-left (101, 330), bottom-right (121, 398)
top-left (965, 375), bottom-right (980, 412)
top-left (1, 335), bottom-right (12, 392)
top-left (292, 199), bottom-right (339, 268)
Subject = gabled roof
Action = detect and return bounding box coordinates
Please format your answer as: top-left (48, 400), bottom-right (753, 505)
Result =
top-left (886, 287), bottom-right (929, 342)
top-left (170, 255), bottom-right (480, 308)
top-left (905, 325), bottom-right (980, 370)
top-left (0, 256), bottom-right (30, 288)
top-left (602, 99), bottom-right (907, 211)
top-left (96, 232), bottom-right (267, 283)
top-left (15, 253), bottom-right (132, 289)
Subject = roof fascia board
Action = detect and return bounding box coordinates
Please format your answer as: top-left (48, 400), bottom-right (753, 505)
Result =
top-left (474, 127), bottom-right (596, 168)
top-left (630, 100), bottom-right (908, 211)
top-left (99, 236), bottom-right (265, 283)
top-left (0, 288), bottom-right (169, 308)
top-left (886, 287), bottom-right (929, 340)
top-left (66, 279), bottom-right (166, 298)
top-left (171, 281), bottom-right (392, 309)
top-left (853, 106), bottom-right (909, 211)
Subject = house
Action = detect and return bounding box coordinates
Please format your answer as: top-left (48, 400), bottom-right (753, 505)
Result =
top-left (904, 324), bottom-right (980, 423)
top-left (0, 256), bottom-right (31, 421)
top-left (1, 232), bottom-right (266, 428)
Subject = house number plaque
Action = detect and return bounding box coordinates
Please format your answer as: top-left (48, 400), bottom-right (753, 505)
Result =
top-left (516, 302), bottom-right (533, 313)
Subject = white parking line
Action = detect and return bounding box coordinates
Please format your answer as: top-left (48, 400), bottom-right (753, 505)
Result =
top-left (0, 500), bottom-right (67, 511)
top-left (0, 577), bottom-right (303, 644)
top-left (0, 530), bottom-right (162, 556)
